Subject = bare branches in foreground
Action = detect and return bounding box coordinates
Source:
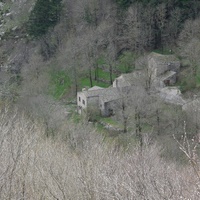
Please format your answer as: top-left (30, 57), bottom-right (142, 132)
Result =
top-left (0, 107), bottom-right (199, 199)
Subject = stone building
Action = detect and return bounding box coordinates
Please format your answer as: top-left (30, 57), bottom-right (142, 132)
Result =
top-left (148, 52), bottom-right (180, 88)
top-left (77, 86), bottom-right (121, 116)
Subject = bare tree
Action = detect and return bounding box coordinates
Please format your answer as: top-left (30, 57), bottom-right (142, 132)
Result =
top-left (155, 3), bottom-right (167, 51)
top-left (174, 122), bottom-right (200, 182)
top-left (180, 38), bottom-right (200, 76)
top-left (0, 104), bottom-right (200, 199)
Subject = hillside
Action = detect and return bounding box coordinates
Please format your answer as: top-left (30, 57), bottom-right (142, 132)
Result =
top-left (0, 0), bottom-right (200, 199)
top-left (0, 0), bottom-right (200, 96)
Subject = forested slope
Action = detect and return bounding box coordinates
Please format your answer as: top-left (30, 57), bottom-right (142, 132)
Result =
top-left (0, 1), bottom-right (200, 199)
top-left (1, 0), bottom-right (200, 96)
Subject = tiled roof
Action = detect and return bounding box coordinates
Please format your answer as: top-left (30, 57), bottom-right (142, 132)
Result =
top-left (100, 87), bottom-right (121, 103)
top-left (115, 71), bottom-right (143, 87)
top-left (79, 86), bottom-right (129, 103)
top-left (148, 52), bottom-right (179, 63)
top-left (80, 87), bottom-right (106, 98)
top-left (100, 87), bottom-right (131, 103)
top-left (88, 86), bottom-right (104, 91)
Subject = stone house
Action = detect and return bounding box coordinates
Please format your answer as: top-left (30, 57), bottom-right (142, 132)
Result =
top-left (99, 89), bottom-right (121, 116)
top-left (148, 52), bottom-right (180, 88)
top-left (77, 86), bottom-right (121, 116)
top-left (77, 86), bottom-right (104, 114)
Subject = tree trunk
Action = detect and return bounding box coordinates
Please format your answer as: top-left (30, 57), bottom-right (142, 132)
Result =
top-left (94, 64), bottom-right (99, 81)
top-left (89, 67), bottom-right (93, 87)
top-left (156, 109), bottom-right (160, 135)
top-left (135, 111), bottom-right (142, 147)
top-left (73, 67), bottom-right (78, 96)
top-left (123, 118), bottom-right (127, 133)
top-left (109, 64), bottom-right (113, 85)
top-left (122, 102), bottom-right (127, 133)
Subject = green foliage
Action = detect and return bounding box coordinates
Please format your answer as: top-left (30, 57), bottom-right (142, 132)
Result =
top-left (96, 56), bottom-right (106, 65)
top-left (83, 5), bottom-right (97, 25)
top-left (70, 112), bottom-right (82, 124)
top-left (81, 68), bottom-right (116, 88)
top-left (49, 67), bottom-right (116, 99)
top-left (153, 49), bottom-right (173, 55)
top-left (81, 77), bottom-right (110, 88)
top-left (177, 66), bottom-right (200, 92)
top-left (117, 51), bottom-right (136, 73)
top-left (196, 74), bottom-right (200, 87)
top-left (84, 6), bottom-right (93, 24)
top-left (87, 106), bottom-right (101, 122)
top-left (98, 68), bottom-right (117, 80)
top-left (27, 0), bottom-right (62, 38)
top-left (50, 70), bottom-right (71, 99)
top-left (179, 77), bottom-right (196, 93)
top-left (100, 117), bottom-right (124, 130)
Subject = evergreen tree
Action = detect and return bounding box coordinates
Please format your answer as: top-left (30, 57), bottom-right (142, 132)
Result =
top-left (115, 0), bottom-right (133, 8)
top-left (27, 0), bottom-right (62, 38)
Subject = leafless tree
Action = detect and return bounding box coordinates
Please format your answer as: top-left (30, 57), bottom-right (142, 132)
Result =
top-left (0, 104), bottom-right (199, 199)
top-left (174, 122), bottom-right (200, 184)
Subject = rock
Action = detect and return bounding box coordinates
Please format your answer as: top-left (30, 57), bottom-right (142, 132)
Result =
top-left (12, 26), bottom-right (18, 31)
top-left (6, 13), bottom-right (11, 17)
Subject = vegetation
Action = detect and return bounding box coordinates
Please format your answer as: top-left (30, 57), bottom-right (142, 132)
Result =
top-left (27, 0), bottom-right (62, 38)
top-left (80, 77), bottom-right (109, 88)
top-left (0, 106), bottom-right (199, 199)
top-left (1, 0), bottom-right (200, 199)
top-left (49, 68), bottom-right (115, 99)
top-left (115, 0), bottom-right (133, 8)
top-left (117, 51), bottom-right (136, 73)
top-left (49, 70), bottom-right (71, 99)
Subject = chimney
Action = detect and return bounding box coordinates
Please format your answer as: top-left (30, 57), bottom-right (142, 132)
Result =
top-left (116, 79), bottom-right (118, 88)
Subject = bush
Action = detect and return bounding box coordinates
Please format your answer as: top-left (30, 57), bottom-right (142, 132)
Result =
top-left (87, 106), bottom-right (101, 122)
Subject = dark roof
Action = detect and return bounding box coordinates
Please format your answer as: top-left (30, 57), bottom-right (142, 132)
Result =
top-left (100, 87), bottom-right (121, 103)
